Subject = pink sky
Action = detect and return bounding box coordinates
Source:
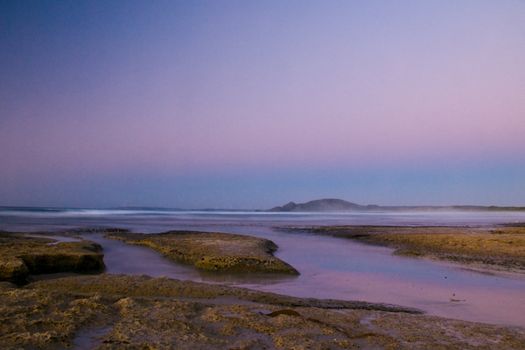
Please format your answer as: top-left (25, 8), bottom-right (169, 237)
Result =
top-left (1, 1), bottom-right (524, 207)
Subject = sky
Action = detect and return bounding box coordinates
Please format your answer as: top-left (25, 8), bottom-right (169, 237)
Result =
top-left (1, 0), bottom-right (524, 209)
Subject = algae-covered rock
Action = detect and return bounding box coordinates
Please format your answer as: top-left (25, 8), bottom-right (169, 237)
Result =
top-left (1, 275), bottom-right (523, 349)
top-left (29, 274), bottom-right (420, 313)
top-left (107, 231), bottom-right (299, 275)
top-left (285, 225), bottom-right (525, 272)
top-left (0, 257), bottom-right (29, 283)
top-left (0, 233), bottom-right (105, 283)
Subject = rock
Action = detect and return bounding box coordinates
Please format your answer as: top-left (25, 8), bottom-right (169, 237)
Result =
top-left (0, 233), bottom-right (105, 283)
top-left (0, 257), bottom-right (29, 283)
top-left (284, 225), bottom-right (525, 273)
top-left (0, 275), bottom-right (523, 349)
top-left (107, 231), bottom-right (299, 275)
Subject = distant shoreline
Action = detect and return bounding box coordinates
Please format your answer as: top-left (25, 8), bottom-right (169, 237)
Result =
top-left (1, 201), bottom-right (525, 214)
top-left (269, 198), bottom-right (525, 212)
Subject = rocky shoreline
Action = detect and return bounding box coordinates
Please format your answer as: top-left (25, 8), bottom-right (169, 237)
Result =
top-left (106, 230), bottom-right (299, 275)
top-left (280, 224), bottom-right (525, 273)
top-left (0, 232), bottom-right (104, 284)
top-left (2, 274), bottom-right (525, 349)
top-left (1, 228), bottom-right (525, 348)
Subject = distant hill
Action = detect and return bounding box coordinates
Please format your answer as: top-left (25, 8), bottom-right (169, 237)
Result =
top-left (269, 199), bottom-right (525, 212)
top-left (269, 199), bottom-right (369, 212)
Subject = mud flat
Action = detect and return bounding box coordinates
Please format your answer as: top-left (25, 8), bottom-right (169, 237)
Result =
top-left (1, 274), bottom-right (524, 349)
top-left (106, 231), bottom-right (299, 275)
top-left (283, 225), bottom-right (525, 273)
top-left (0, 232), bottom-right (105, 284)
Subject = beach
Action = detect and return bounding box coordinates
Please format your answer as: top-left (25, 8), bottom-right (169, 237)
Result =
top-left (1, 209), bottom-right (525, 348)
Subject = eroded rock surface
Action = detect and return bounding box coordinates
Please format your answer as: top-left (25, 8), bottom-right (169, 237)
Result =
top-left (107, 231), bottom-right (299, 275)
top-left (283, 225), bottom-right (525, 272)
top-left (0, 233), bottom-right (105, 283)
top-left (0, 275), bottom-right (524, 349)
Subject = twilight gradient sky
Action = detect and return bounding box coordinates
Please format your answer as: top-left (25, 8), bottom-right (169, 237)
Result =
top-left (1, 0), bottom-right (524, 209)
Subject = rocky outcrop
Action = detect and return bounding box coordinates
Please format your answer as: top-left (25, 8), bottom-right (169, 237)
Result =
top-left (284, 225), bottom-right (525, 273)
top-left (0, 257), bottom-right (29, 282)
top-left (0, 233), bottom-right (105, 283)
top-left (1, 275), bottom-right (524, 349)
top-left (107, 231), bottom-right (299, 275)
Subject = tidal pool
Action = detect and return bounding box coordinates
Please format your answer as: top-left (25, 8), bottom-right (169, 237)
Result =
top-left (81, 225), bottom-right (525, 328)
top-left (3, 209), bottom-right (525, 328)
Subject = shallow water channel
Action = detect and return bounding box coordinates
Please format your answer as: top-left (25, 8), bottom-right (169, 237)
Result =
top-left (3, 209), bottom-right (525, 328)
top-left (82, 227), bottom-right (525, 328)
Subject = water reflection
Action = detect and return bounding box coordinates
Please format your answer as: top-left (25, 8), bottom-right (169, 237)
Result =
top-left (2, 210), bottom-right (525, 327)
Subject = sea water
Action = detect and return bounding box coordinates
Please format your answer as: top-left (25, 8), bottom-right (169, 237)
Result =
top-left (1, 208), bottom-right (525, 327)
